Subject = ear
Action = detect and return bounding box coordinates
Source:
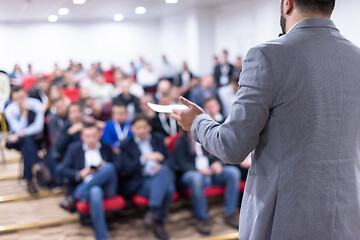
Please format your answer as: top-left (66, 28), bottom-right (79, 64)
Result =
top-left (284, 0), bottom-right (294, 15)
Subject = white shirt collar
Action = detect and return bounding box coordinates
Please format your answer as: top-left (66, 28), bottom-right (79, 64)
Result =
top-left (134, 134), bottom-right (151, 144)
top-left (82, 142), bottom-right (101, 151)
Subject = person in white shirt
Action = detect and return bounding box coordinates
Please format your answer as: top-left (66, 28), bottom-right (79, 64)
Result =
top-left (218, 75), bottom-right (239, 117)
top-left (137, 63), bottom-right (159, 92)
top-left (5, 86), bottom-right (44, 194)
top-left (58, 123), bottom-right (119, 240)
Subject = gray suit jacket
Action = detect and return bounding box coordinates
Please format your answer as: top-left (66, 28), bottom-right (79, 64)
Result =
top-left (191, 18), bottom-right (360, 240)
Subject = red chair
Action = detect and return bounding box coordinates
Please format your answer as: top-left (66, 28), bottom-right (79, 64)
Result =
top-left (166, 132), bottom-right (182, 153)
top-left (131, 192), bottom-right (180, 206)
top-left (76, 195), bottom-right (126, 214)
top-left (22, 77), bottom-right (37, 92)
top-left (185, 181), bottom-right (246, 198)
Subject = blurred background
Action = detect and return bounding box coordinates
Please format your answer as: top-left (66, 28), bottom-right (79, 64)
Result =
top-left (0, 1), bottom-right (358, 240)
top-left (0, 0), bottom-right (358, 75)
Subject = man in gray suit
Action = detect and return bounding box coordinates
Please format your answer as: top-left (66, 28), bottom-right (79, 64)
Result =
top-left (172, 0), bottom-right (360, 239)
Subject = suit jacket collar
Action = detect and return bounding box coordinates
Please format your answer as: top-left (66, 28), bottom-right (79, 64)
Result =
top-left (289, 18), bottom-right (339, 33)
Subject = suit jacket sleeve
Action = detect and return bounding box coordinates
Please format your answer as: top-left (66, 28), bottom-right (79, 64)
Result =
top-left (119, 141), bottom-right (142, 178)
top-left (174, 136), bottom-right (196, 172)
top-left (191, 47), bottom-right (275, 164)
top-left (56, 124), bottom-right (72, 154)
top-left (58, 144), bottom-right (80, 183)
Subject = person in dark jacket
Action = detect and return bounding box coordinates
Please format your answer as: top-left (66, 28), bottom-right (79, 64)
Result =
top-left (47, 97), bottom-right (69, 180)
top-left (119, 114), bottom-right (175, 240)
top-left (213, 50), bottom-right (234, 87)
top-left (112, 78), bottom-right (141, 120)
top-left (151, 94), bottom-right (179, 139)
top-left (175, 132), bottom-right (241, 235)
top-left (55, 102), bottom-right (83, 161)
top-left (58, 122), bottom-right (119, 240)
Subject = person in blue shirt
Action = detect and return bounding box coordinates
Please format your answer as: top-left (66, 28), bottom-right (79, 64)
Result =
top-left (101, 103), bottom-right (132, 154)
top-left (5, 86), bottom-right (44, 194)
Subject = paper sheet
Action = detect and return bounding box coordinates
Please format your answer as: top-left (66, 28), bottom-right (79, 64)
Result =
top-left (147, 102), bottom-right (188, 113)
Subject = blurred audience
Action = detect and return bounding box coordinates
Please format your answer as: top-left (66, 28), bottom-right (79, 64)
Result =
top-left (2, 52), bottom-right (245, 238)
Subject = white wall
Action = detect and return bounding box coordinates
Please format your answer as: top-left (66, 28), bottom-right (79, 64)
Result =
top-left (214, 0), bottom-right (360, 61)
top-left (0, 21), bottom-right (160, 73)
top-left (0, 0), bottom-right (359, 76)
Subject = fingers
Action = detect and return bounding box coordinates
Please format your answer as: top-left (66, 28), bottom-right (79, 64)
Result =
top-left (179, 96), bottom-right (194, 108)
top-left (171, 112), bottom-right (180, 121)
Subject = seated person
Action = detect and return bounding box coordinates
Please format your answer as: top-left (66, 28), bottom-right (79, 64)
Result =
top-left (189, 75), bottom-right (218, 108)
top-left (151, 94), bottom-right (179, 141)
top-left (204, 97), bottom-right (225, 124)
top-left (55, 102), bottom-right (84, 162)
top-left (28, 75), bottom-right (49, 112)
top-left (175, 132), bottom-right (241, 235)
top-left (83, 97), bottom-right (112, 128)
top-left (102, 103), bottom-right (132, 153)
top-left (112, 78), bottom-right (142, 120)
top-left (140, 94), bottom-right (156, 119)
top-left (5, 86), bottom-right (44, 194)
top-left (218, 74), bottom-right (239, 117)
top-left (119, 114), bottom-right (175, 240)
top-left (62, 71), bottom-right (80, 103)
top-left (87, 73), bottom-right (115, 102)
top-left (47, 98), bottom-right (69, 180)
top-left (58, 123), bottom-right (118, 240)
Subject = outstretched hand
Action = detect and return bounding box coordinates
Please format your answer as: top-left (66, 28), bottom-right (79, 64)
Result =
top-left (171, 97), bottom-right (204, 132)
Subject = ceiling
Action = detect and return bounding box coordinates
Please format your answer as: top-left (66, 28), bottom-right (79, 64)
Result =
top-left (0, 0), bottom-right (238, 23)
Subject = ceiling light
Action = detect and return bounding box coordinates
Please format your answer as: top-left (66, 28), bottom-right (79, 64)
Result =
top-left (73, 0), bottom-right (86, 4)
top-left (135, 7), bottom-right (147, 15)
top-left (113, 13), bottom-right (124, 22)
top-left (165, 0), bottom-right (178, 3)
top-left (58, 8), bottom-right (70, 16)
top-left (48, 15), bottom-right (58, 23)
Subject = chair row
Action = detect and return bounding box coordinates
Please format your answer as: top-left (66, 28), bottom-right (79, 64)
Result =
top-left (76, 180), bottom-right (246, 215)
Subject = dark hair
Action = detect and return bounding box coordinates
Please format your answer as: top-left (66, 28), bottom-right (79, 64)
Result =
top-left (10, 85), bottom-right (25, 99)
top-left (112, 102), bottom-right (127, 109)
top-left (204, 97), bottom-right (220, 106)
top-left (82, 121), bottom-right (99, 131)
top-left (51, 97), bottom-right (63, 105)
top-left (230, 73), bottom-right (240, 85)
top-left (293, 0), bottom-right (335, 15)
top-left (132, 114), bottom-right (152, 126)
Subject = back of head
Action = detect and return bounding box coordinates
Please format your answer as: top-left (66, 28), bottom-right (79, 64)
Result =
top-left (294, 0), bottom-right (335, 15)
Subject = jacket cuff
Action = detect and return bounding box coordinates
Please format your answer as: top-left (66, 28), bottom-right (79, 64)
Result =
top-left (191, 113), bottom-right (208, 143)
top-left (75, 171), bottom-right (81, 182)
